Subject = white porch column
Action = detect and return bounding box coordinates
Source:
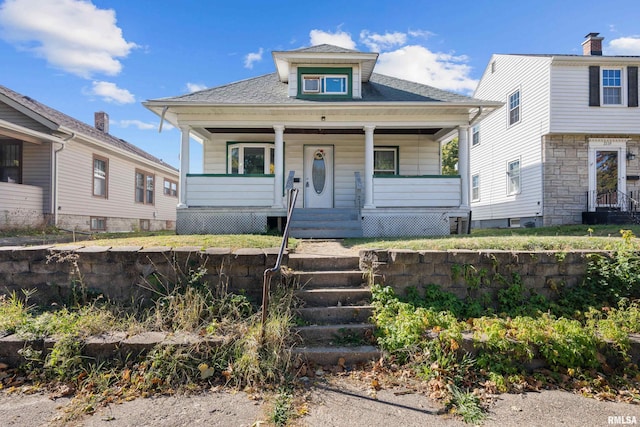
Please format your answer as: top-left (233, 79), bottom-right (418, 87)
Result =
top-left (273, 124), bottom-right (285, 208)
top-left (364, 125), bottom-right (376, 209)
top-left (178, 126), bottom-right (190, 208)
top-left (458, 125), bottom-right (470, 208)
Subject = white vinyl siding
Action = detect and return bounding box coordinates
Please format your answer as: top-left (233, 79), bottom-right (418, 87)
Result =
top-left (203, 133), bottom-right (441, 209)
top-left (550, 64), bottom-right (640, 134)
top-left (471, 54), bottom-right (550, 221)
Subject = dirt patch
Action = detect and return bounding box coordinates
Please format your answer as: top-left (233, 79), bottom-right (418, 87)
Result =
top-left (293, 240), bottom-right (360, 256)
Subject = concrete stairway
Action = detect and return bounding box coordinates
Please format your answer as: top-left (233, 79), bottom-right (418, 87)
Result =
top-left (286, 253), bottom-right (381, 367)
top-left (288, 208), bottom-right (363, 239)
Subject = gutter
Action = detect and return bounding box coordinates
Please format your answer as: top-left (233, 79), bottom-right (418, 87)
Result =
top-left (53, 132), bottom-right (74, 227)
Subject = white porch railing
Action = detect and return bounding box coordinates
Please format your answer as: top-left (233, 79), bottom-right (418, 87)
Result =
top-left (372, 175), bottom-right (461, 207)
top-left (0, 182), bottom-right (44, 227)
top-left (185, 174), bottom-right (275, 207)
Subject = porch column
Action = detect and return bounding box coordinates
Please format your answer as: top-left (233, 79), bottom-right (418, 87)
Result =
top-left (458, 125), bottom-right (470, 208)
top-left (178, 126), bottom-right (190, 208)
top-left (273, 124), bottom-right (285, 208)
top-left (364, 125), bottom-right (376, 209)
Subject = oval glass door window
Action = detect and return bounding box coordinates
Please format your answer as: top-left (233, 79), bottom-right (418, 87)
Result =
top-left (312, 150), bottom-right (326, 194)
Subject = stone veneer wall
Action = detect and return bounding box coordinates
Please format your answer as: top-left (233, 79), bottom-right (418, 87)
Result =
top-left (542, 134), bottom-right (640, 226)
top-left (0, 246), bottom-right (604, 306)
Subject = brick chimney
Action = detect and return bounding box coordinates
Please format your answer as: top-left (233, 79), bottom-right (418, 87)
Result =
top-left (94, 111), bottom-right (109, 134)
top-left (582, 32), bottom-right (604, 56)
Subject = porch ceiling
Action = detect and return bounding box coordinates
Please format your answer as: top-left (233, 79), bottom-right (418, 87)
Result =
top-left (204, 127), bottom-right (442, 135)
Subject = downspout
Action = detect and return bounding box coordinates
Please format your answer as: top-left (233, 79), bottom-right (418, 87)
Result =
top-left (469, 106), bottom-right (483, 126)
top-left (53, 132), bottom-right (74, 227)
top-left (158, 106), bottom-right (169, 132)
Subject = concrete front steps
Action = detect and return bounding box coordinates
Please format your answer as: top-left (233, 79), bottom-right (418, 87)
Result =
top-left (288, 209), bottom-right (363, 239)
top-left (286, 252), bottom-right (381, 367)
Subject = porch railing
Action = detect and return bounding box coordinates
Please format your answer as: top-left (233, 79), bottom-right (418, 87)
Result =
top-left (587, 190), bottom-right (640, 223)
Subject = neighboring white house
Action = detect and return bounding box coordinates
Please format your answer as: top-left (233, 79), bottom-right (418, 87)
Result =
top-left (471, 33), bottom-right (640, 228)
top-left (144, 44), bottom-right (500, 238)
top-left (0, 85), bottom-right (179, 232)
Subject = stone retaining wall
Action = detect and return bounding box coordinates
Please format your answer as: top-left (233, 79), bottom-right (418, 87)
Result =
top-left (359, 249), bottom-right (604, 300)
top-left (0, 245), bottom-right (607, 306)
top-left (0, 245), bottom-right (281, 306)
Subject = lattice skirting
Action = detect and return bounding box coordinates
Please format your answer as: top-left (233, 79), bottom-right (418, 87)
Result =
top-left (362, 212), bottom-right (450, 237)
top-left (177, 210), bottom-right (268, 234)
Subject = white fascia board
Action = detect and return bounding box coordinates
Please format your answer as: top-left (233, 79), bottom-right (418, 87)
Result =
top-left (551, 55), bottom-right (640, 65)
top-left (0, 118), bottom-right (65, 144)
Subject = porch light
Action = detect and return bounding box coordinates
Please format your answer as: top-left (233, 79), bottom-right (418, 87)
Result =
top-left (627, 151), bottom-right (636, 161)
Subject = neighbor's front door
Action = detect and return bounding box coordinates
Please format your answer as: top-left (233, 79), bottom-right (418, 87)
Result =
top-left (303, 145), bottom-right (334, 208)
top-left (588, 139), bottom-right (627, 211)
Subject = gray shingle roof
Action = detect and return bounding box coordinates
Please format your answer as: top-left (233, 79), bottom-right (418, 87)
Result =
top-left (152, 72), bottom-right (481, 105)
top-left (289, 44), bottom-right (362, 54)
top-left (0, 85), bottom-right (176, 171)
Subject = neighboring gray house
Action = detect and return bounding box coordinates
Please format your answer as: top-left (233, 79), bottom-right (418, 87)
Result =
top-left (471, 33), bottom-right (640, 228)
top-left (144, 44), bottom-right (500, 238)
top-left (0, 85), bottom-right (179, 232)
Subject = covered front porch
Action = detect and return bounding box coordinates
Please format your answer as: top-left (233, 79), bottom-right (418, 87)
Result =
top-left (174, 123), bottom-right (473, 237)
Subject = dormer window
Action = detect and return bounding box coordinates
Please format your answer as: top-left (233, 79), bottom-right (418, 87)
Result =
top-left (298, 67), bottom-right (352, 98)
top-left (302, 75), bottom-right (348, 95)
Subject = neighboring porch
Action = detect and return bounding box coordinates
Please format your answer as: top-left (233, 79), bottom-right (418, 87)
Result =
top-left (0, 182), bottom-right (44, 228)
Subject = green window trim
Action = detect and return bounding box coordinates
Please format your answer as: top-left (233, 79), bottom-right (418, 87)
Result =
top-left (373, 174), bottom-right (461, 178)
top-left (297, 67), bottom-right (353, 99)
top-left (226, 141), bottom-right (275, 175)
top-left (374, 146), bottom-right (399, 175)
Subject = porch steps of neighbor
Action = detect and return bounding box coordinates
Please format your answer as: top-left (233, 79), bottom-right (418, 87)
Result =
top-left (286, 253), bottom-right (381, 367)
top-left (288, 208), bottom-right (363, 239)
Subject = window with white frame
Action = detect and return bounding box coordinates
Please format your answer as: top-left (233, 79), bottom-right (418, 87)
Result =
top-left (302, 75), bottom-right (348, 95)
top-left (93, 155), bottom-right (108, 198)
top-left (472, 125), bottom-right (480, 147)
top-left (602, 68), bottom-right (623, 105)
top-left (373, 147), bottom-right (398, 175)
top-left (228, 143), bottom-right (275, 175)
top-left (507, 159), bottom-right (521, 195)
top-left (471, 174), bottom-right (480, 201)
top-left (135, 170), bottom-right (154, 204)
top-left (508, 90), bottom-right (520, 126)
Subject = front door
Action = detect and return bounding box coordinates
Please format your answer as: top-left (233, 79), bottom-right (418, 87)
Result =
top-left (588, 139), bottom-right (627, 211)
top-left (303, 145), bottom-right (333, 208)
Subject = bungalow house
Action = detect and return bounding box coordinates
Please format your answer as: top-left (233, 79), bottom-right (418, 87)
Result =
top-left (471, 33), bottom-right (640, 228)
top-left (0, 85), bottom-right (179, 232)
top-left (144, 45), bottom-right (500, 238)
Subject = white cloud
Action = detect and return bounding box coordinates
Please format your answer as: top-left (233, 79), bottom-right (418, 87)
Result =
top-left (360, 30), bottom-right (406, 52)
top-left (116, 119), bottom-right (155, 130)
top-left (243, 47), bottom-right (263, 69)
top-left (375, 45), bottom-right (477, 94)
top-left (607, 36), bottom-right (640, 55)
top-left (89, 81), bottom-right (135, 104)
top-left (408, 29), bottom-right (435, 39)
top-left (309, 29), bottom-right (356, 50)
top-left (186, 82), bottom-right (207, 93)
top-left (0, 0), bottom-right (137, 78)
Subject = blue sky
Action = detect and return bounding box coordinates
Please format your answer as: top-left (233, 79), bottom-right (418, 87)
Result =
top-left (1, 0), bottom-right (639, 171)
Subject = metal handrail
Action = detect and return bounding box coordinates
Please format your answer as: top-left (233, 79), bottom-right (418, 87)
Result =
top-left (261, 171), bottom-right (298, 338)
top-left (589, 190), bottom-right (640, 213)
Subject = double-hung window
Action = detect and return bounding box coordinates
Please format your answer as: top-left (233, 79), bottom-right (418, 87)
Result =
top-left (472, 126), bottom-right (480, 147)
top-left (508, 89), bottom-right (520, 126)
top-left (135, 170), bottom-right (154, 204)
top-left (373, 147), bottom-right (398, 175)
top-left (507, 159), bottom-right (521, 195)
top-left (228, 143), bottom-right (275, 175)
top-left (602, 68), bottom-right (623, 105)
top-left (93, 155), bottom-right (108, 198)
top-left (164, 179), bottom-right (178, 197)
top-left (471, 174), bottom-right (480, 201)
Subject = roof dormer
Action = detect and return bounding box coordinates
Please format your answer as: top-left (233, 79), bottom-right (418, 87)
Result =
top-left (272, 44), bottom-right (379, 99)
